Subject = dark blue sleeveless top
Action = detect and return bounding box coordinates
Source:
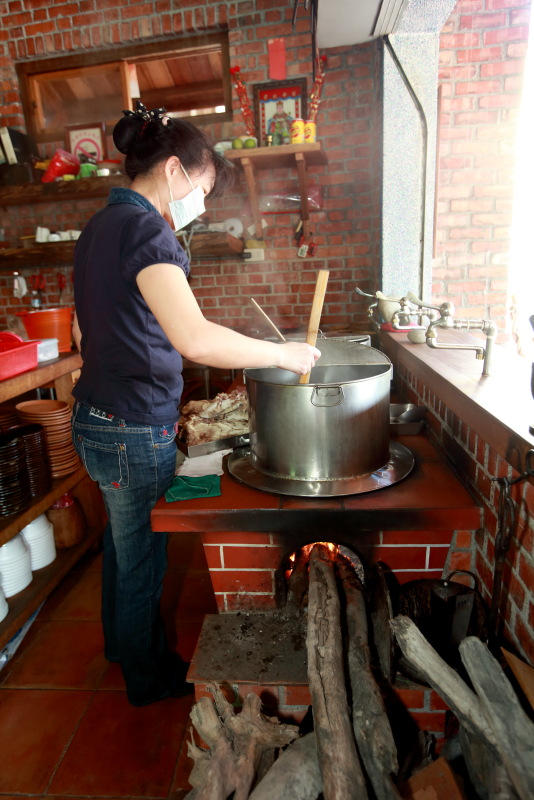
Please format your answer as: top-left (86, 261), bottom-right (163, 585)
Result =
top-left (72, 188), bottom-right (190, 424)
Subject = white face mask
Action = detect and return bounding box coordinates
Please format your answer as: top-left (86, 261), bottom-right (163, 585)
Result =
top-left (167, 164), bottom-right (206, 231)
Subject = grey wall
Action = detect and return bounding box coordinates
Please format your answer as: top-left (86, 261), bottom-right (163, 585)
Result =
top-left (380, 0), bottom-right (456, 301)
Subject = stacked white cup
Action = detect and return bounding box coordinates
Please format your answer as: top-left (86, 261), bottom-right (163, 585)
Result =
top-left (0, 584), bottom-right (8, 622)
top-left (0, 535), bottom-right (32, 597)
top-left (20, 514), bottom-right (56, 571)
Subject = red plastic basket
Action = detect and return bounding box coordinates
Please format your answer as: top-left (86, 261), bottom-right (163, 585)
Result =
top-left (0, 331), bottom-right (39, 380)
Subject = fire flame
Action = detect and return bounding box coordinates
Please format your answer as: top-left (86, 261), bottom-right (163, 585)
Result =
top-left (286, 541), bottom-right (339, 580)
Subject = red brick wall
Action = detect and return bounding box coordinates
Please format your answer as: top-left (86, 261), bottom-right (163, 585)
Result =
top-left (393, 358), bottom-right (534, 665)
top-left (201, 528), bottom-right (473, 613)
top-left (192, 680), bottom-right (449, 738)
top-left (1, 1), bottom-right (531, 336)
top-left (0, 0), bottom-right (381, 332)
top-left (435, 0), bottom-right (531, 336)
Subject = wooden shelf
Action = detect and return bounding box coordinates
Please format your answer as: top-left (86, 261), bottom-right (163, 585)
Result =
top-left (0, 241), bottom-right (77, 267)
top-left (0, 232), bottom-right (243, 268)
top-left (0, 520), bottom-right (101, 650)
top-left (225, 142), bottom-right (327, 169)
top-left (225, 142), bottom-right (327, 240)
top-left (0, 352), bottom-right (106, 648)
top-left (177, 230), bottom-right (243, 257)
top-left (0, 173), bottom-right (129, 206)
top-left (0, 231), bottom-right (243, 271)
top-left (0, 465), bottom-right (88, 546)
top-left (0, 351), bottom-right (81, 405)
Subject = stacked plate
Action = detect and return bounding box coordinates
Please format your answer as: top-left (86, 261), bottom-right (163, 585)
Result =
top-left (0, 534), bottom-right (32, 597)
top-left (0, 431), bottom-right (31, 517)
top-left (0, 404), bottom-right (19, 431)
top-left (21, 513), bottom-right (56, 570)
top-left (0, 585), bottom-right (8, 622)
top-left (7, 423), bottom-right (52, 499)
top-left (15, 400), bottom-right (80, 479)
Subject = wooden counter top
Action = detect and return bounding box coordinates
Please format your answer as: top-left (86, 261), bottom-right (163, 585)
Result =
top-left (152, 434), bottom-right (481, 536)
top-left (0, 350), bottom-right (81, 404)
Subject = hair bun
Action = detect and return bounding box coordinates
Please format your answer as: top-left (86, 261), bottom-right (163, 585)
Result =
top-left (113, 114), bottom-right (143, 155)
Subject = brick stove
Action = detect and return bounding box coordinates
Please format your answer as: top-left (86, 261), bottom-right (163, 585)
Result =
top-left (189, 531), bottom-right (457, 737)
top-left (152, 434), bottom-right (481, 739)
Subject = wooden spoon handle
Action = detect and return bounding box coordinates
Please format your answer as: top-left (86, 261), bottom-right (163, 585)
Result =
top-left (299, 269), bottom-right (329, 384)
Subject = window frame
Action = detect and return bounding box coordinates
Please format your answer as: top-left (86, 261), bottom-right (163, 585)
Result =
top-left (16, 31), bottom-right (232, 144)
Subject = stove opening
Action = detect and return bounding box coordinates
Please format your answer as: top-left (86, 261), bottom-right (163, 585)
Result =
top-left (280, 541), bottom-right (366, 607)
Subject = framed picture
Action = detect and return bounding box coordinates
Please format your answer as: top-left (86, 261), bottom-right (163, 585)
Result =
top-left (65, 122), bottom-right (107, 161)
top-left (253, 79), bottom-right (307, 146)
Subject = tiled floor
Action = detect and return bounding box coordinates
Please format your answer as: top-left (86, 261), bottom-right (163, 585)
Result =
top-left (0, 532), bottom-right (217, 799)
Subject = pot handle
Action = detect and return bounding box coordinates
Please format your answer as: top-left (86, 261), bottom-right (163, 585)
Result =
top-left (310, 386), bottom-right (344, 407)
top-left (444, 569), bottom-right (479, 591)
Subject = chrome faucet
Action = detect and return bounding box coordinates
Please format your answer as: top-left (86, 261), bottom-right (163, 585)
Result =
top-left (406, 293), bottom-right (497, 376)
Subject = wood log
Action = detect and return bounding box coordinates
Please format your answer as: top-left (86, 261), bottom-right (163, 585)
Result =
top-left (185, 684), bottom-right (299, 800)
top-left (287, 545), bottom-right (310, 607)
top-left (459, 637), bottom-right (534, 800)
top-left (248, 732), bottom-right (323, 800)
top-left (390, 615), bottom-right (497, 749)
top-left (458, 726), bottom-right (520, 800)
top-left (338, 561), bottom-right (401, 800)
top-left (307, 543), bottom-right (369, 799)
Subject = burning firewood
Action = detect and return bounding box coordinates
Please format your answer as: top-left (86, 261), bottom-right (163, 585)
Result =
top-left (306, 543), bottom-right (369, 799)
top-left (185, 683), bottom-right (299, 800)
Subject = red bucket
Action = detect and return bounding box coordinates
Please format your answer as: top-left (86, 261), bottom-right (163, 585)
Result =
top-left (18, 307), bottom-right (73, 353)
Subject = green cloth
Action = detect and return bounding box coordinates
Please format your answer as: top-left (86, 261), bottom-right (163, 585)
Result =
top-left (165, 474), bottom-right (221, 502)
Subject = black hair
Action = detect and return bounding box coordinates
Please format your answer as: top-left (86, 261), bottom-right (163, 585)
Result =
top-left (112, 104), bottom-right (231, 198)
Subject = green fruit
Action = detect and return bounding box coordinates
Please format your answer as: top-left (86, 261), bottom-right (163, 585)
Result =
top-left (243, 138), bottom-right (256, 148)
top-left (232, 138), bottom-right (244, 149)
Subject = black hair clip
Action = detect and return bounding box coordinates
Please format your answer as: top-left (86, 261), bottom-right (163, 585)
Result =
top-left (122, 99), bottom-right (167, 122)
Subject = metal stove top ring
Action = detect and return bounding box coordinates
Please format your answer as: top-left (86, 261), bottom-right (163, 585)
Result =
top-left (227, 441), bottom-right (415, 498)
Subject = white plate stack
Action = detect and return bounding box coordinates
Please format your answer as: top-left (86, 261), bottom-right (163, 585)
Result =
top-left (0, 585), bottom-right (8, 622)
top-left (0, 534), bottom-right (32, 598)
top-left (21, 514), bottom-right (56, 570)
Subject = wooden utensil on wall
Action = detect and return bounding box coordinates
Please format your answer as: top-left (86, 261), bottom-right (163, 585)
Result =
top-left (299, 269), bottom-right (329, 384)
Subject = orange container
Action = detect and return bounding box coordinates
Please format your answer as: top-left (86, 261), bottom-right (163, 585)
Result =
top-left (18, 308), bottom-right (73, 353)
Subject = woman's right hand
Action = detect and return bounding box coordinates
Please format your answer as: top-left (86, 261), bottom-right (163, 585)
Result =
top-left (275, 342), bottom-right (321, 375)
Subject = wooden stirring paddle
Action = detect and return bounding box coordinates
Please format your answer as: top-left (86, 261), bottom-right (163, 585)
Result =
top-left (299, 269), bottom-right (330, 384)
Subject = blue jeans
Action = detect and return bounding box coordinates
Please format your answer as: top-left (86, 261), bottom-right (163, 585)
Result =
top-left (72, 401), bottom-right (185, 706)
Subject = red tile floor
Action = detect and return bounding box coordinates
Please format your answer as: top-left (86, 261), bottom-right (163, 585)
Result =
top-left (0, 532), bottom-right (217, 799)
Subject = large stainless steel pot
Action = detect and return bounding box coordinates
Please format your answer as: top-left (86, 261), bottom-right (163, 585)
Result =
top-left (244, 341), bottom-right (392, 481)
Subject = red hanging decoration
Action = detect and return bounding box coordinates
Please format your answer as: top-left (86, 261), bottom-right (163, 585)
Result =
top-left (308, 55), bottom-right (327, 123)
top-left (230, 65), bottom-right (256, 137)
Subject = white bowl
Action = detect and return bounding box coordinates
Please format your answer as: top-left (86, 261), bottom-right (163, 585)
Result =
top-left (0, 586), bottom-right (8, 622)
top-left (23, 532), bottom-right (56, 571)
top-left (0, 534), bottom-right (29, 563)
top-left (21, 514), bottom-right (53, 540)
top-left (1, 562), bottom-right (32, 597)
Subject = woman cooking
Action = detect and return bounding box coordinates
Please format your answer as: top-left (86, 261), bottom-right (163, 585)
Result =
top-left (71, 101), bottom-right (320, 707)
